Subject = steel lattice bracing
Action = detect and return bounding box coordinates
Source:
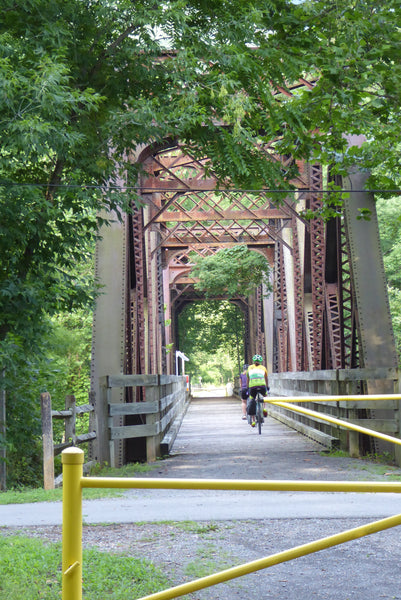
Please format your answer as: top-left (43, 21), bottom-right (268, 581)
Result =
top-left (91, 132), bottom-right (398, 466)
top-left (136, 142), bottom-right (304, 373)
top-left (92, 142), bottom-right (398, 381)
top-left (122, 141), bottom-right (398, 379)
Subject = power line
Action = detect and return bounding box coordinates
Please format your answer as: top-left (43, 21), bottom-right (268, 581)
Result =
top-left (0, 181), bottom-right (400, 194)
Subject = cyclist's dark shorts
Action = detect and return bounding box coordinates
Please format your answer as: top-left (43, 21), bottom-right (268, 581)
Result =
top-left (241, 388), bottom-right (249, 400)
top-left (249, 385), bottom-right (267, 399)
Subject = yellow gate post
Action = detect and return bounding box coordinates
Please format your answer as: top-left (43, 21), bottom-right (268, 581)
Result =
top-left (62, 447), bottom-right (84, 600)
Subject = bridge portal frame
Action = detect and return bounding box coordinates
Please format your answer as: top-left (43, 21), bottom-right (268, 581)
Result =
top-left (90, 137), bottom-right (399, 464)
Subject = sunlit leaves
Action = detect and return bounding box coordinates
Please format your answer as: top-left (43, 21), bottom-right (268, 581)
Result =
top-left (178, 300), bottom-right (245, 383)
top-left (191, 245), bottom-right (272, 298)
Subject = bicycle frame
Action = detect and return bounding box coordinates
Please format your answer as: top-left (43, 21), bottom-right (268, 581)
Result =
top-left (255, 392), bottom-right (265, 434)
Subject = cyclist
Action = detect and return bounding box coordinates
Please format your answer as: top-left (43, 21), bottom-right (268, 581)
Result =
top-left (239, 364), bottom-right (249, 420)
top-left (246, 354), bottom-right (269, 427)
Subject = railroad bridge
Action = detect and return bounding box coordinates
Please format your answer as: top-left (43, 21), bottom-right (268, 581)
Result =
top-left (89, 91), bottom-right (400, 467)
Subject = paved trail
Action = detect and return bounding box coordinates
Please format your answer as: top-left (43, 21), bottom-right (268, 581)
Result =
top-left (2, 393), bottom-right (401, 525)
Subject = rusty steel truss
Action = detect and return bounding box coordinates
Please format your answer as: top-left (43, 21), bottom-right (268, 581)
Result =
top-left (90, 137), bottom-right (397, 398)
top-left (114, 141), bottom-right (395, 377)
top-left (89, 74), bottom-right (399, 467)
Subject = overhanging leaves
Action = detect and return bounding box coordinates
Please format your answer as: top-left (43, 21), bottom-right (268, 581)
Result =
top-left (190, 245), bottom-right (272, 298)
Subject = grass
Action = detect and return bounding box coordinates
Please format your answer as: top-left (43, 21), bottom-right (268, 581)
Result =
top-left (0, 461), bottom-right (155, 505)
top-left (87, 461), bottom-right (155, 478)
top-left (349, 462), bottom-right (401, 480)
top-left (319, 448), bottom-right (350, 458)
top-left (0, 534), bottom-right (169, 600)
top-left (319, 449), bottom-right (401, 480)
top-left (0, 486), bottom-right (124, 505)
top-left (184, 542), bottom-right (233, 579)
top-left (173, 521), bottom-right (219, 535)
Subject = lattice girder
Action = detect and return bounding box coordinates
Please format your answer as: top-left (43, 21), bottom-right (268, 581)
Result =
top-left (308, 164), bottom-right (325, 370)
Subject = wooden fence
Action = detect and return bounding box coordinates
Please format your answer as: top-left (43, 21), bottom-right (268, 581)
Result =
top-left (268, 367), bottom-right (401, 464)
top-left (98, 374), bottom-right (190, 467)
top-left (41, 392), bottom-right (96, 490)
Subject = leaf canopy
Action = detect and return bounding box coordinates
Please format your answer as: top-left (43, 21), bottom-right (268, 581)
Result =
top-left (191, 245), bottom-right (272, 298)
top-left (1, 0), bottom-right (401, 351)
top-left (178, 300), bottom-right (245, 383)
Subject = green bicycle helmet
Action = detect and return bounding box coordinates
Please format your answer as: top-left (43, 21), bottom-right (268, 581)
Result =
top-left (252, 354), bottom-right (263, 363)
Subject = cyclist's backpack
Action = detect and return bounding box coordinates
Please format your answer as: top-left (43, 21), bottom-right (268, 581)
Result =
top-left (247, 398), bottom-right (256, 415)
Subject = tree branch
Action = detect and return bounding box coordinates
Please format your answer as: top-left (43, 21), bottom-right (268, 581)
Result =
top-left (46, 158), bottom-right (64, 203)
top-left (88, 23), bottom-right (140, 80)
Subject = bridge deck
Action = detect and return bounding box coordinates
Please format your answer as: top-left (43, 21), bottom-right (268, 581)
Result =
top-left (164, 392), bottom-right (361, 482)
top-left (166, 392), bottom-right (332, 481)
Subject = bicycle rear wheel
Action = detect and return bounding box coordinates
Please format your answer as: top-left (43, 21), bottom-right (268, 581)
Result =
top-left (256, 394), bottom-right (262, 435)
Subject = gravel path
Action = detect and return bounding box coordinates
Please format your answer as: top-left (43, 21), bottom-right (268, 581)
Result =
top-left (2, 517), bottom-right (401, 600)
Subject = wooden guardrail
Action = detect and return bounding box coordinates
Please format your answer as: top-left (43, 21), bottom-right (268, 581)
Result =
top-left (41, 392), bottom-right (96, 489)
top-left (268, 367), bottom-right (401, 464)
top-left (99, 374), bottom-right (189, 466)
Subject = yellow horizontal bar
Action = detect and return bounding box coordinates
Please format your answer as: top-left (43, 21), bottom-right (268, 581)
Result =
top-left (267, 394), bottom-right (401, 403)
top-left (136, 512), bottom-right (401, 600)
top-left (272, 400), bottom-right (401, 448)
top-left (80, 477), bottom-right (401, 493)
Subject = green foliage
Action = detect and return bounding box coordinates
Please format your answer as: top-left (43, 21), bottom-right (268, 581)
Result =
top-left (2, 0), bottom-right (401, 484)
top-left (387, 287), bottom-right (401, 364)
top-left (0, 462), bottom-right (152, 502)
top-left (186, 349), bottom-right (236, 386)
top-left (3, 306), bottom-right (93, 488)
top-left (0, 535), bottom-right (168, 599)
top-left (376, 197), bottom-right (401, 364)
top-left (4, 367), bottom-right (45, 488)
top-left (178, 301), bottom-right (245, 384)
top-left (191, 245), bottom-right (272, 298)
top-left (1, 0), bottom-right (401, 350)
top-left (0, 486), bottom-right (123, 504)
top-left (376, 197), bottom-right (401, 290)
top-left (42, 310), bottom-right (93, 405)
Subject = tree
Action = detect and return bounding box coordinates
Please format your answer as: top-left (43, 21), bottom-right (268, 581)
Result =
top-left (292, 1), bottom-right (401, 206)
top-left (376, 196), bottom-right (401, 363)
top-left (178, 301), bottom-right (245, 383)
top-left (1, 0), bottom-right (400, 484)
top-left (190, 246), bottom-right (272, 298)
top-left (1, 0), bottom-right (401, 355)
top-left (3, 299), bottom-right (94, 488)
top-left (376, 197), bottom-right (401, 291)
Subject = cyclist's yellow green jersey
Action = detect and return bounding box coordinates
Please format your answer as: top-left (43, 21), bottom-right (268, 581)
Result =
top-left (247, 364), bottom-right (268, 388)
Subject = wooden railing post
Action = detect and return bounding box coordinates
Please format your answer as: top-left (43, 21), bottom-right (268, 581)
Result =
top-left (146, 377), bottom-right (160, 462)
top-left (348, 408), bottom-right (360, 458)
top-left (41, 392), bottom-right (55, 490)
top-left (65, 395), bottom-right (77, 446)
top-left (98, 377), bottom-right (111, 466)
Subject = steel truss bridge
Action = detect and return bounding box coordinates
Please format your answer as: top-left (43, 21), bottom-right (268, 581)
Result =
top-left (90, 98), bottom-right (399, 466)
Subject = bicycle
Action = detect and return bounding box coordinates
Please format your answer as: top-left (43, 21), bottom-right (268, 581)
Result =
top-left (254, 391), bottom-right (266, 435)
top-left (248, 391), bottom-right (266, 434)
